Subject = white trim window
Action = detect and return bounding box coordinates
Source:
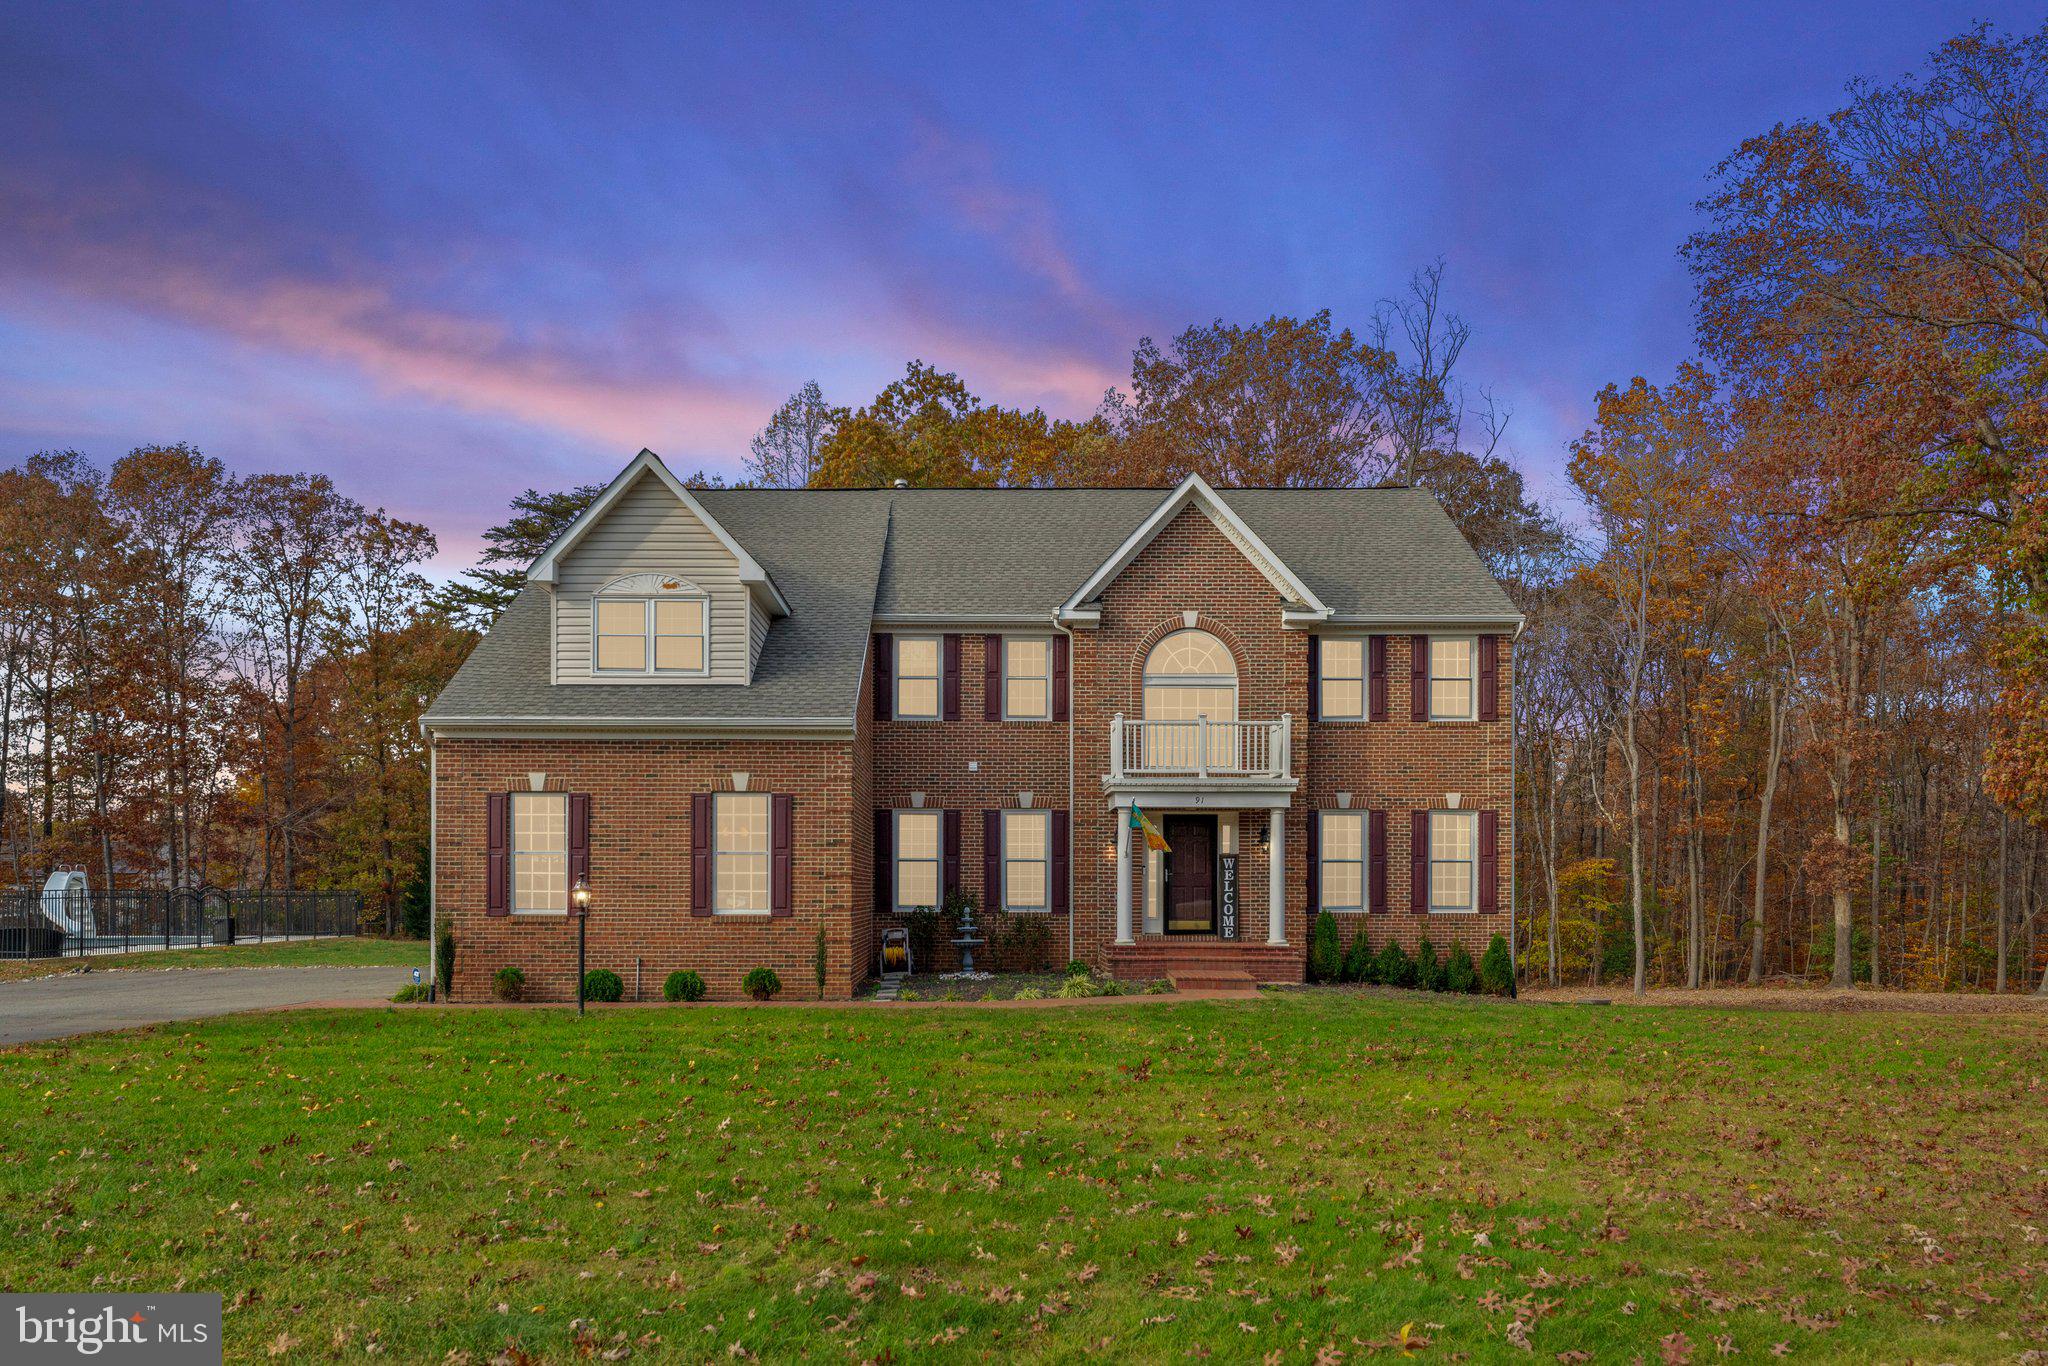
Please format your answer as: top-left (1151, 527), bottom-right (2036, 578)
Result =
top-left (1429, 636), bottom-right (1477, 721)
top-left (1321, 638), bottom-right (1365, 720)
top-left (1004, 637), bottom-right (1052, 720)
top-left (1429, 809), bottom-right (1479, 914)
top-left (714, 792), bottom-right (771, 914)
top-left (1141, 628), bottom-right (1237, 768)
top-left (895, 636), bottom-right (941, 720)
top-left (593, 576), bottom-right (708, 675)
top-left (1003, 809), bottom-right (1050, 912)
top-left (894, 810), bottom-right (941, 912)
top-left (1319, 811), bottom-right (1365, 912)
top-left (512, 792), bottom-right (568, 914)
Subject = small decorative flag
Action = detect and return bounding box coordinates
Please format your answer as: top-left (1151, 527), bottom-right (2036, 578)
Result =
top-left (1130, 804), bottom-right (1171, 854)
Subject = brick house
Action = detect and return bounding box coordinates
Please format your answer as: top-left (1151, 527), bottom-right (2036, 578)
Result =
top-left (423, 449), bottom-right (1521, 1000)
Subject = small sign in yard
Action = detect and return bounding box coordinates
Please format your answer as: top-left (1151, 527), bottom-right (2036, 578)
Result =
top-left (412, 968), bottom-right (421, 984)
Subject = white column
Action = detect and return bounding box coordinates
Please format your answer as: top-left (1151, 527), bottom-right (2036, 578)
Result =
top-left (1115, 806), bottom-right (1135, 945)
top-left (1267, 807), bottom-right (1287, 945)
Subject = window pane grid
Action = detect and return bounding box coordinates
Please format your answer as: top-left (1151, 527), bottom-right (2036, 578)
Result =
top-left (512, 793), bottom-right (568, 912)
top-left (1321, 639), bottom-right (1365, 719)
top-left (1430, 810), bottom-right (1477, 912)
top-left (895, 811), bottom-right (941, 911)
top-left (1320, 812), bottom-right (1364, 911)
top-left (1429, 636), bottom-right (1475, 720)
top-left (1004, 811), bottom-right (1050, 911)
top-left (714, 793), bottom-right (770, 913)
top-left (1003, 638), bottom-right (1051, 719)
top-left (595, 595), bottom-right (707, 675)
top-left (896, 637), bottom-right (941, 718)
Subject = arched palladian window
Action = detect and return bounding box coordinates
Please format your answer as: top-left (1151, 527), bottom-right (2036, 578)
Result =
top-left (1141, 629), bottom-right (1237, 767)
top-left (593, 573), bottom-right (709, 676)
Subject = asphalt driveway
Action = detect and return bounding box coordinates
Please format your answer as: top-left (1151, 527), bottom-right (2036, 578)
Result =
top-left (0, 966), bottom-right (406, 1045)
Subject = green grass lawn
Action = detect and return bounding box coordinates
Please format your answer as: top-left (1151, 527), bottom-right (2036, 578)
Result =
top-left (0, 992), bottom-right (2041, 1362)
top-left (0, 935), bottom-right (426, 983)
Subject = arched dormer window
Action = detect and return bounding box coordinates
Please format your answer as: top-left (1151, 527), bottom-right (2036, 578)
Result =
top-left (593, 573), bottom-right (709, 676)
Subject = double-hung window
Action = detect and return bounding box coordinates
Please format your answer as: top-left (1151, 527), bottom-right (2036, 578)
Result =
top-left (894, 636), bottom-right (941, 720)
top-left (1429, 636), bottom-right (1476, 721)
top-left (1003, 810), bottom-right (1050, 912)
top-left (894, 810), bottom-right (941, 912)
top-left (595, 589), bottom-right (707, 675)
top-left (1319, 811), bottom-right (1365, 912)
top-left (1004, 638), bottom-right (1052, 720)
top-left (1321, 639), bottom-right (1365, 720)
top-left (1429, 810), bottom-right (1478, 913)
top-left (512, 792), bottom-right (568, 913)
top-left (714, 792), bottom-right (770, 914)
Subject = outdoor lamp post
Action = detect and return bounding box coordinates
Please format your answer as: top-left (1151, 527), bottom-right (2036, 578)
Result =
top-left (572, 879), bottom-right (591, 1015)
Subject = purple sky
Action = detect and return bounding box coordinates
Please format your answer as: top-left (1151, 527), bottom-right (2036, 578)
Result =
top-left (0, 3), bottom-right (2023, 572)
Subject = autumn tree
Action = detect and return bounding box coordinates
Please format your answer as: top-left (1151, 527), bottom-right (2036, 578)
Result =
top-left (746, 380), bottom-right (836, 488)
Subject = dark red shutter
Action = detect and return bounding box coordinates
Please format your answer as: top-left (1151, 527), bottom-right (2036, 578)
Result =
top-left (1306, 634), bottom-right (1321, 722)
top-left (1479, 635), bottom-right (1500, 722)
top-left (942, 634), bottom-right (962, 720)
top-left (567, 793), bottom-right (590, 910)
top-left (984, 635), bottom-right (1003, 721)
top-left (485, 793), bottom-right (509, 916)
top-left (1306, 810), bottom-right (1320, 911)
top-left (690, 793), bottom-right (713, 916)
top-left (983, 809), bottom-right (1002, 909)
top-left (1410, 810), bottom-right (1429, 914)
top-left (770, 794), bottom-right (794, 916)
top-left (1051, 811), bottom-right (1070, 914)
top-left (873, 633), bottom-right (892, 721)
top-left (943, 808), bottom-right (962, 897)
top-left (1369, 810), bottom-right (1388, 913)
top-left (1410, 635), bottom-right (1429, 723)
top-left (1051, 635), bottom-right (1069, 722)
top-left (1369, 636), bottom-right (1388, 722)
top-left (875, 809), bottom-right (894, 913)
top-left (1479, 809), bottom-right (1499, 916)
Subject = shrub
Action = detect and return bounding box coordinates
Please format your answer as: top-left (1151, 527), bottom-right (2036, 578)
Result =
top-left (663, 970), bottom-right (706, 1003)
top-left (1056, 975), bottom-right (1097, 999)
top-left (1479, 934), bottom-right (1516, 997)
top-left (900, 905), bottom-right (946, 970)
top-left (1308, 911), bottom-right (1342, 982)
top-left (1002, 910), bottom-right (1053, 971)
top-left (400, 877), bottom-right (430, 939)
top-left (940, 986), bottom-right (962, 1001)
top-left (582, 968), bottom-right (624, 1002)
top-left (898, 987), bottom-right (922, 1001)
top-left (1375, 941), bottom-right (1417, 989)
top-left (491, 966), bottom-right (525, 1002)
top-left (1098, 978), bottom-right (1124, 996)
top-left (814, 927), bottom-right (828, 1000)
top-left (1443, 943), bottom-right (1479, 994)
top-left (390, 982), bottom-right (429, 1003)
top-left (742, 966), bottom-right (782, 1001)
top-left (436, 929), bottom-right (455, 995)
top-left (1415, 938), bottom-right (1442, 992)
top-left (1064, 959), bottom-right (1091, 978)
top-left (1145, 979), bottom-right (1175, 994)
top-left (1340, 928), bottom-right (1376, 984)
top-left (1012, 987), bottom-right (1044, 1001)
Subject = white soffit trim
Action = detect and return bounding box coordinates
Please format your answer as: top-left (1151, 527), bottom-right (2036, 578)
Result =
top-left (525, 449), bottom-right (791, 616)
top-left (1058, 474), bottom-right (1330, 623)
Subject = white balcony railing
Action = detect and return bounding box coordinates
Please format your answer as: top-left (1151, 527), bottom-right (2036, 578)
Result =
top-left (1109, 713), bottom-right (1292, 782)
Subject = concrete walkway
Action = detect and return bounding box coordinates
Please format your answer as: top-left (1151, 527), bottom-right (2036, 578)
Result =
top-left (0, 966), bottom-right (407, 1046)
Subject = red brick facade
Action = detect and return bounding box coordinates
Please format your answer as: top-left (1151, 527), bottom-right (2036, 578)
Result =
top-left (432, 503), bottom-right (1511, 1000)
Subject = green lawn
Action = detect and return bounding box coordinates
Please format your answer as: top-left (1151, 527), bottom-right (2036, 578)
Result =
top-left (0, 935), bottom-right (426, 983)
top-left (0, 992), bottom-right (2041, 1362)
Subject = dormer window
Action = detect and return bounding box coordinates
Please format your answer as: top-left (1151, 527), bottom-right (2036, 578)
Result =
top-left (593, 574), bottom-right (709, 676)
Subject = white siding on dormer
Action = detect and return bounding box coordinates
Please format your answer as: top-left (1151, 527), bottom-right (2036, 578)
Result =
top-left (553, 471), bottom-right (749, 685)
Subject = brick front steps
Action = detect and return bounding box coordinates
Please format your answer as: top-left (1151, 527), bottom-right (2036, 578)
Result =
top-left (1110, 939), bottom-right (1301, 989)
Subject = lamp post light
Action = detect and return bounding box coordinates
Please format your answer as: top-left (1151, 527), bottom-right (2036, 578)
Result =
top-left (572, 879), bottom-right (591, 1015)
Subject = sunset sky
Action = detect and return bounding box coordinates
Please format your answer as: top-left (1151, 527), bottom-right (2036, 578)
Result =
top-left (0, 2), bottom-right (2022, 571)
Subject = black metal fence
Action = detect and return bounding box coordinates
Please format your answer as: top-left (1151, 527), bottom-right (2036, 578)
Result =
top-left (0, 888), bottom-right (361, 961)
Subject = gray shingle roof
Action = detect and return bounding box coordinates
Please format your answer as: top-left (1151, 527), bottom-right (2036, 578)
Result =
top-left (424, 480), bottom-right (1516, 731)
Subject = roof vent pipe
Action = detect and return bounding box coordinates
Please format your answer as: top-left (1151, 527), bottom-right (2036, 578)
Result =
top-left (891, 478), bottom-right (909, 488)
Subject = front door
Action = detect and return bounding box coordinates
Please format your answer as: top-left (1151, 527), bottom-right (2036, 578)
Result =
top-left (1163, 815), bottom-right (1216, 935)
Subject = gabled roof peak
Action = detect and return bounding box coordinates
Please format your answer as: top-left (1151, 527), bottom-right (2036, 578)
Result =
top-left (525, 449), bottom-right (789, 615)
top-left (1057, 473), bottom-right (1331, 625)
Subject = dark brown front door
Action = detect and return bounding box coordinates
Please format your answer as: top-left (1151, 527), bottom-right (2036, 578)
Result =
top-left (1163, 815), bottom-right (1216, 935)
